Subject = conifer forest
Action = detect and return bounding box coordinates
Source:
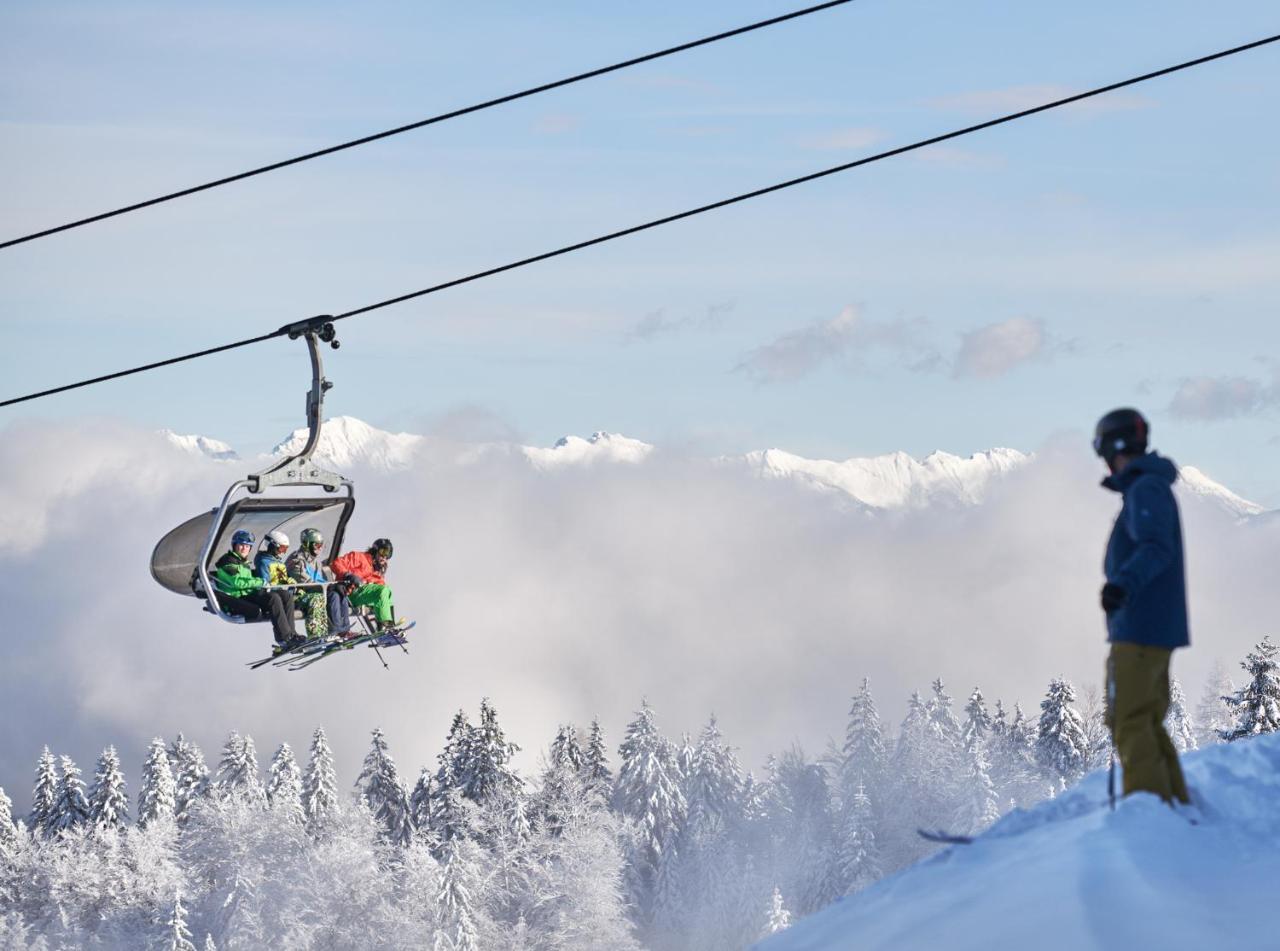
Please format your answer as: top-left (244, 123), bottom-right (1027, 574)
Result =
top-left (0, 636), bottom-right (1275, 950)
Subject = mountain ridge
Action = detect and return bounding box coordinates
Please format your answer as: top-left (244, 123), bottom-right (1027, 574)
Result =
top-left (162, 416), bottom-right (1266, 517)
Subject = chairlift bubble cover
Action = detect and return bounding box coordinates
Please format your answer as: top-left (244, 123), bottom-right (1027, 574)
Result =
top-left (150, 495), bottom-right (354, 597)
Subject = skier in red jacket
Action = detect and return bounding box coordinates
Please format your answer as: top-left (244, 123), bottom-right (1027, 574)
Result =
top-left (331, 538), bottom-right (399, 632)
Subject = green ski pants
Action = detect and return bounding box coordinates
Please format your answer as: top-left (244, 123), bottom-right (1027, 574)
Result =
top-left (1105, 642), bottom-right (1190, 804)
top-left (349, 583), bottom-right (394, 624)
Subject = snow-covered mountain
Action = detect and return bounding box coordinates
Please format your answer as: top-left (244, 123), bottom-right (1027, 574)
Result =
top-left (741, 446), bottom-right (1029, 509)
top-left (1177, 465), bottom-right (1265, 518)
top-left (522, 431), bottom-right (654, 470)
top-left (161, 417), bottom-right (1266, 518)
top-left (161, 430), bottom-right (239, 461)
top-left (760, 732), bottom-right (1280, 951)
top-left (269, 415), bottom-right (424, 471)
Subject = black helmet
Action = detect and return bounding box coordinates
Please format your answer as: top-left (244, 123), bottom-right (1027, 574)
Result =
top-left (371, 538), bottom-right (393, 559)
top-left (1093, 408), bottom-right (1149, 462)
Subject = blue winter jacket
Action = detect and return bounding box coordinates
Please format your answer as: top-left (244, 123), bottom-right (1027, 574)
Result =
top-left (1102, 452), bottom-right (1189, 649)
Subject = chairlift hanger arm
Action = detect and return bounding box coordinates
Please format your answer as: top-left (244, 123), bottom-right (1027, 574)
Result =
top-left (250, 316), bottom-right (346, 493)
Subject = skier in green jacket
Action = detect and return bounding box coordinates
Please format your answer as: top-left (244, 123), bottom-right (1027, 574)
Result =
top-left (213, 529), bottom-right (300, 648)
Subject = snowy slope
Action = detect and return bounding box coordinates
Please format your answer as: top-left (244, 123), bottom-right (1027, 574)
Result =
top-left (759, 733), bottom-right (1280, 951)
top-left (522, 431), bottom-right (654, 470)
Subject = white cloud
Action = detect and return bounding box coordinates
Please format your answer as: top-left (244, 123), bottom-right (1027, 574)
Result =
top-left (1168, 375), bottom-right (1279, 421)
top-left (929, 84), bottom-right (1153, 116)
top-left (794, 127), bottom-right (885, 151)
top-left (953, 317), bottom-right (1051, 379)
top-left (735, 306), bottom-right (937, 383)
top-left (533, 114), bottom-right (580, 135)
top-left (0, 421), bottom-right (1273, 815)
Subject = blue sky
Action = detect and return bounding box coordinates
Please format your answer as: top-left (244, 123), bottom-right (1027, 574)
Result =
top-left (3, 1), bottom-right (1279, 500)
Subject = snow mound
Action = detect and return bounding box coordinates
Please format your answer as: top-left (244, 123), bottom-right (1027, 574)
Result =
top-left (161, 430), bottom-right (239, 461)
top-left (740, 447), bottom-right (1030, 509)
top-left (1177, 465), bottom-right (1266, 518)
top-left (760, 733), bottom-right (1280, 951)
top-left (522, 431), bottom-right (654, 470)
top-left (269, 415), bottom-right (423, 470)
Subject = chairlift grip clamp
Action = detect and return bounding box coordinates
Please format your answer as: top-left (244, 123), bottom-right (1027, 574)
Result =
top-left (279, 314), bottom-right (340, 350)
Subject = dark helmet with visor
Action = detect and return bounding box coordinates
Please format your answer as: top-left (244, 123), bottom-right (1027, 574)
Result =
top-left (1093, 408), bottom-right (1149, 463)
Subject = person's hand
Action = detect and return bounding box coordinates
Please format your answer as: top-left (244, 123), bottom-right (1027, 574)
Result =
top-left (1101, 582), bottom-right (1127, 614)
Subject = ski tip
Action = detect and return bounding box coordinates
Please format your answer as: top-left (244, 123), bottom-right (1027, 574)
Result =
top-left (917, 828), bottom-right (974, 845)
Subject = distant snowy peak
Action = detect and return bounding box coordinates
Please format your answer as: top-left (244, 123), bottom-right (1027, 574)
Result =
top-left (1177, 465), bottom-right (1265, 518)
top-left (162, 430), bottom-right (239, 461)
top-left (269, 415), bottom-right (423, 471)
top-left (743, 446), bottom-right (1030, 509)
top-left (523, 431), bottom-right (654, 470)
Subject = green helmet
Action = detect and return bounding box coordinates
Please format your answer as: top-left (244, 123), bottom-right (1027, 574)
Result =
top-left (300, 528), bottom-right (324, 552)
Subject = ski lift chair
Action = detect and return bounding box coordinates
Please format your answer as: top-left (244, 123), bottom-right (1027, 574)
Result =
top-left (150, 318), bottom-right (363, 627)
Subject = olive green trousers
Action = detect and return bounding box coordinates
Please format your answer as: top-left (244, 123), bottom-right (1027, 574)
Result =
top-left (1105, 642), bottom-right (1190, 804)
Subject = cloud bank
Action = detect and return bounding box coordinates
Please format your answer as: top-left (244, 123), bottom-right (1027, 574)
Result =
top-left (1168, 374), bottom-right (1279, 421)
top-left (0, 419), bottom-right (1274, 815)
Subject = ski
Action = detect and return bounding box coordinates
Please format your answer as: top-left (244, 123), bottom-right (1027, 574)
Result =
top-left (917, 828), bottom-right (974, 846)
top-left (288, 621), bottom-right (413, 671)
top-left (247, 638), bottom-right (320, 670)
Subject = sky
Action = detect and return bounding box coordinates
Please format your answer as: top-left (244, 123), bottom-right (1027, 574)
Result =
top-left (0, 3), bottom-right (1278, 804)
top-left (2, 1), bottom-right (1279, 499)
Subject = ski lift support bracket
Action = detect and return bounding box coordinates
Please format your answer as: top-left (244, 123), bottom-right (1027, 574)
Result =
top-left (249, 315), bottom-right (347, 494)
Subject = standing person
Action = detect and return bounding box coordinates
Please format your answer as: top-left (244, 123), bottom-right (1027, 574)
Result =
top-left (1095, 408), bottom-right (1190, 805)
top-left (284, 528), bottom-right (333, 640)
top-left (213, 529), bottom-right (300, 649)
top-left (331, 538), bottom-right (399, 632)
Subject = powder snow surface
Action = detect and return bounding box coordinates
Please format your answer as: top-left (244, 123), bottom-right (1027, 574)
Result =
top-left (760, 733), bottom-right (1280, 951)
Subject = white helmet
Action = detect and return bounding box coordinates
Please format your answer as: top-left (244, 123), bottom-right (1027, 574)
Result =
top-left (265, 530), bottom-right (290, 553)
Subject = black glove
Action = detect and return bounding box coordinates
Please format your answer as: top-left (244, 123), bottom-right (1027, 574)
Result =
top-left (1101, 582), bottom-right (1127, 614)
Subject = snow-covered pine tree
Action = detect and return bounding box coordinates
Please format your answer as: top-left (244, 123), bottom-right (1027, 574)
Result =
top-left (267, 743), bottom-right (304, 824)
top-left (435, 837), bottom-right (480, 951)
top-left (30, 747), bottom-right (58, 836)
top-left (164, 890), bottom-right (197, 951)
top-left (1036, 679), bottom-right (1090, 787)
top-left (841, 678), bottom-right (887, 799)
top-left (48, 756), bottom-right (90, 836)
top-left (356, 727), bottom-right (412, 845)
top-left (953, 735), bottom-right (1001, 836)
top-left (760, 886), bottom-right (791, 936)
top-left (1222, 636), bottom-right (1280, 741)
top-left (1196, 659), bottom-right (1235, 747)
top-left (463, 699), bottom-right (521, 805)
top-left (409, 767), bottom-right (433, 837)
top-left (216, 732), bottom-right (265, 804)
top-left (771, 749), bottom-right (839, 917)
top-left (138, 737), bottom-right (177, 827)
top-left (171, 735), bottom-right (212, 824)
top-left (548, 724), bottom-right (583, 773)
top-left (582, 717), bottom-right (612, 801)
top-left (961, 687), bottom-right (993, 753)
top-left (684, 716), bottom-right (744, 839)
top-left (611, 700), bottom-right (686, 933)
top-left (303, 725), bottom-right (339, 836)
top-left (87, 746), bottom-right (129, 832)
top-left (836, 782), bottom-right (881, 896)
top-left (927, 679), bottom-right (963, 746)
top-left (0, 786), bottom-right (19, 859)
top-left (1165, 677), bottom-right (1198, 752)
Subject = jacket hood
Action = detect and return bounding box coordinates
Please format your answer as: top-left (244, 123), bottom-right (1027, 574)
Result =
top-left (1102, 451), bottom-right (1178, 493)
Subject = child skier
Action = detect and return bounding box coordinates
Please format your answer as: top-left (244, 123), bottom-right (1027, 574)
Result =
top-left (213, 529), bottom-right (300, 648)
top-left (331, 538), bottom-right (400, 632)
